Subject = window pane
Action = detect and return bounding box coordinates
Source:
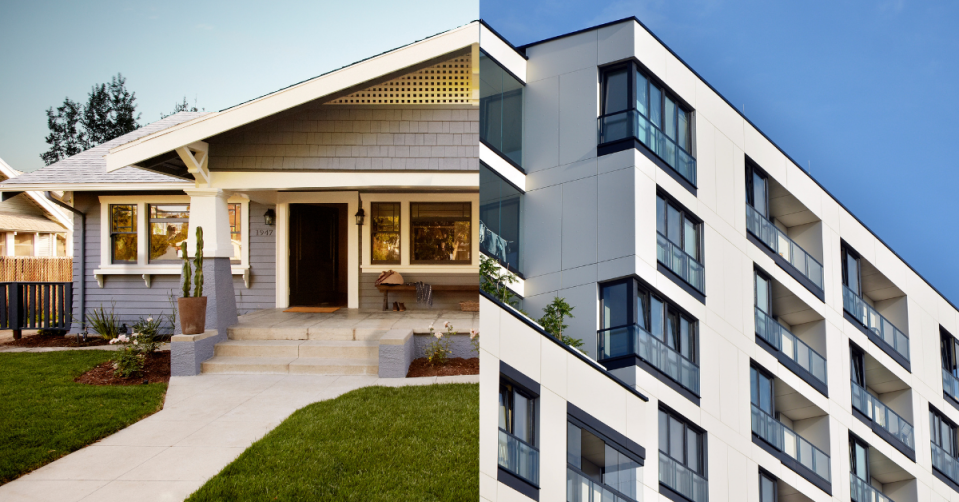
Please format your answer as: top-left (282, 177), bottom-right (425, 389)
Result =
top-left (602, 282), bottom-right (629, 329)
top-left (569, 422), bottom-right (582, 469)
top-left (499, 385), bottom-right (509, 430)
top-left (846, 253), bottom-right (860, 295)
top-left (650, 296), bottom-right (664, 339)
top-left (656, 196), bottom-right (666, 235)
top-left (853, 443), bottom-right (868, 480)
top-left (750, 367), bottom-right (759, 406)
top-left (756, 273), bottom-right (770, 313)
top-left (150, 222), bottom-right (188, 261)
top-left (686, 428), bottom-right (700, 472)
top-left (677, 108), bottom-right (690, 152)
top-left (665, 96), bottom-right (677, 140)
top-left (111, 204), bottom-right (137, 263)
top-left (514, 392), bottom-right (529, 443)
top-left (480, 165), bottom-right (522, 271)
top-left (666, 310), bottom-right (679, 351)
top-left (760, 474), bottom-right (775, 502)
top-left (604, 445), bottom-right (619, 493)
top-left (752, 172), bottom-right (767, 217)
top-left (372, 202), bottom-right (401, 263)
top-left (14, 233), bottom-right (33, 257)
top-left (479, 52), bottom-right (523, 166)
top-left (228, 203), bottom-right (241, 262)
top-left (759, 372), bottom-right (772, 413)
top-left (650, 85), bottom-right (662, 128)
top-left (669, 417), bottom-right (684, 461)
top-left (411, 203), bottom-right (471, 263)
top-left (635, 71), bottom-right (648, 117)
top-left (667, 204), bottom-right (681, 244)
top-left (659, 411), bottom-right (668, 453)
top-left (683, 218), bottom-right (698, 260)
top-left (680, 317), bottom-right (692, 360)
top-left (150, 204), bottom-right (189, 219)
top-left (603, 68), bottom-right (628, 115)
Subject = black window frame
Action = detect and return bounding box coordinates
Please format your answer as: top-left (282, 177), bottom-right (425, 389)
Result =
top-left (750, 364), bottom-right (776, 417)
top-left (479, 162), bottom-right (524, 275)
top-left (943, 327), bottom-right (958, 376)
top-left (850, 344), bottom-right (866, 387)
top-left (754, 268), bottom-right (773, 314)
top-left (841, 244), bottom-right (862, 297)
top-left (849, 434), bottom-right (871, 481)
top-left (656, 190), bottom-right (703, 264)
top-left (758, 469), bottom-right (778, 502)
top-left (931, 406), bottom-right (958, 458)
top-left (566, 417), bottom-right (643, 502)
top-left (745, 159), bottom-right (770, 218)
top-left (371, 202), bottom-right (401, 265)
top-left (658, 406), bottom-right (707, 478)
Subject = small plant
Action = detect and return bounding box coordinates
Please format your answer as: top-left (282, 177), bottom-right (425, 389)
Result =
top-left (194, 226), bottom-right (204, 298)
top-left (539, 296), bottom-right (583, 350)
top-left (86, 302), bottom-right (121, 340)
top-left (425, 321), bottom-right (455, 365)
top-left (469, 328), bottom-right (479, 356)
top-left (167, 291), bottom-right (178, 335)
top-left (132, 316), bottom-right (163, 353)
top-left (480, 255), bottom-right (519, 307)
top-left (108, 334), bottom-right (146, 377)
top-left (181, 242), bottom-right (191, 298)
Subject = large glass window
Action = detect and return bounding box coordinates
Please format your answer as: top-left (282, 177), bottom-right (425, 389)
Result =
top-left (842, 246), bottom-right (861, 297)
top-left (656, 194), bottom-right (700, 262)
top-left (110, 204), bottom-right (137, 263)
top-left (371, 202), bottom-right (400, 264)
top-left (410, 202), bottom-right (471, 263)
top-left (567, 422), bottom-right (641, 502)
top-left (746, 163), bottom-right (768, 218)
top-left (755, 270), bottom-right (771, 314)
top-left (149, 204), bottom-right (189, 262)
top-left (849, 436), bottom-right (870, 481)
top-left (480, 164), bottom-right (522, 272)
top-left (850, 346), bottom-right (865, 387)
top-left (600, 279), bottom-right (698, 364)
top-left (943, 329), bottom-right (959, 377)
top-left (659, 409), bottom-right (705, 476)
top-left (931, 408), bottom-right (957, 458)
top-left (750, 366), bottom-right (774, 415)
top-left (499, 379), bottom-right (538, 486)
top-left (759, 472), bottom-right (777, 502)
top-left (480, 51), bottom-right (523, 166)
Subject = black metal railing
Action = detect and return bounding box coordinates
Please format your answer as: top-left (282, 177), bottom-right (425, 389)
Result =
top-left (0, 282), bottom-right (73, 337)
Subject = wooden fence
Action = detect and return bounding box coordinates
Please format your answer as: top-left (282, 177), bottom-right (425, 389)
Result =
top-left (0, 257), bottom-right (72, 282)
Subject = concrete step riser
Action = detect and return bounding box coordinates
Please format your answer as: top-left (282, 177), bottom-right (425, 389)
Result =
top-left (201, 362), bottom-right (378, 375)
top-left (214, 345), bottom-right (299, 358)
top-left (298, 345), bottom-right (378, 359)
top-left (288, 364), bottom-right (378, 376)
top-left (201, 362), bottom-right (291, 374)
top-left (228, 327), bottom-right (355, 341)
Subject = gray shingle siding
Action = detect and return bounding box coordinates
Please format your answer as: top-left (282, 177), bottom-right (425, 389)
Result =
top-left (69, 194), bottom-right (276, 333)
top-left (209, 106), bottom-right (479, 172)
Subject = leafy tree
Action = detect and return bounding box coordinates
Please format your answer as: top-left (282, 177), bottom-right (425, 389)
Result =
top-left (40, 98), bottom-right (85, 166)
top-left (160, 96), bottom-right (202, 119)
top-left (538, 297), bottom-right (583, 350)
top-left (40, 73), bottom-right (140, 165)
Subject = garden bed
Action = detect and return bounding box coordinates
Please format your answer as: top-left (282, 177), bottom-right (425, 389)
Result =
top-left (2, 332), bottom-right (109, 348)
top-left (406, 357), bottom-right (478, 377)
top-left (75, 351), bottom-right (171, 385)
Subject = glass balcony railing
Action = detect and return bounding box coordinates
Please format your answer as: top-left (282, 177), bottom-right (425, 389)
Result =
top-left (598, 324), bottom-right (700, 395)
top-left (498, 429), bottom-right (539, 486)
top-left (657, 232), bottom-right (705, 294)
top-left (599, 109), bottom-right (697, 186)
top-left (842, 285), bottom-right (910, 362)
top-left (943, 367), bottom-right (959, 403)
top-left (750, 404), bottom-right (831, 483)
top-left (850, 474), bottom-right (895, 502)
top-left (567, 467), bottom-right (637, 502)
top-left (932, 441), bottom-right (959, 485)
top-left (850, 381), bottom-right (915, 451)
top-left (745, 205), bottom-right (824, 291)
top-left (659, 451), bottom-right (708, 502)
top-left (754, 307), bottom-right (827, 386)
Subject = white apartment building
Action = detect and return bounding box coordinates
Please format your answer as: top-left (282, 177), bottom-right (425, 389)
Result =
top-left (478, 17), bottom-right (959, 502)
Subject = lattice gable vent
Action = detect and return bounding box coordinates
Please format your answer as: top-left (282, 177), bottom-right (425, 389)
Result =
top-left (328, 54), bottom-right (475, 106)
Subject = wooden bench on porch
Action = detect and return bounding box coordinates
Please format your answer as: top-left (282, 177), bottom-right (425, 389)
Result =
top-left (375, 284), bottom-right (479, 311)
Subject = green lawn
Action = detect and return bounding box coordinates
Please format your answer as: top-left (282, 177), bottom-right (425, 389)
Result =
top-left (0, 350), bottom-right (168, 484)
top-left (188, 383), bottom-right (478, 502)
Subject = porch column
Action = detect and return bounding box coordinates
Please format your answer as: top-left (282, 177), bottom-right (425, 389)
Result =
top-left (172, 188), bottom-right (238, 376)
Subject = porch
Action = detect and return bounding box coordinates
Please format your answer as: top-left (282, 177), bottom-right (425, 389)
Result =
top-left (232, 307), bottom-right (479, 337)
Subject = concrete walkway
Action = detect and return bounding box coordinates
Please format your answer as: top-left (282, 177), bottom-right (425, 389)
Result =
top-left (0, 372), bottom-right (478, 502)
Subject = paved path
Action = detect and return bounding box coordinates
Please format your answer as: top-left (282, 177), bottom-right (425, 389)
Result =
top-left (0, 373), bottom-right (478, 502)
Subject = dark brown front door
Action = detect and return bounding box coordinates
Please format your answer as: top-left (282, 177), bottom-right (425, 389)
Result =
top-left (289, 204), bottom-right (344, 306)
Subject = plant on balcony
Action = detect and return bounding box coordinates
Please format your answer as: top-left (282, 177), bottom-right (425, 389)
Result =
top-left (177, 227), bottom-right (207, 334)
top-left (539, 297), bottom-right (583, 351)
top-left (480, 255), bottom-right (519, 308)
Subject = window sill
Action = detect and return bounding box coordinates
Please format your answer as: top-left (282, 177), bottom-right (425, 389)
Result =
top-left (93, 265), bottom-right (251, 289)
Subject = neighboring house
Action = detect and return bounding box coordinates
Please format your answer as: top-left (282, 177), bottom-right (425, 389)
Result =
top-left (0, 157), bottom-right (71, 257)
top-left (0, 22), bottom-right (481, 375)
top-left (479, 18), bottom-right (959, 502)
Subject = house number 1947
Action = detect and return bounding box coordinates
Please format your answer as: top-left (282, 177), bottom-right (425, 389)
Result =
top-left (255, 229), bottom-right (274, 236)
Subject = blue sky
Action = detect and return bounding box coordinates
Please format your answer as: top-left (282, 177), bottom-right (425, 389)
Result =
top-left (484, 0), bottom-right (959, 306)
top-left (0, 0), bottom-right (476, 172)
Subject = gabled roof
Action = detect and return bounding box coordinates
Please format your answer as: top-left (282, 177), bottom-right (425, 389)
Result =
top-left (104, 21), bottom-right (479, 173)
top-left (0, 157), bottom-right (70, 230)
top-left (1, 113), bottom-right (203, 191)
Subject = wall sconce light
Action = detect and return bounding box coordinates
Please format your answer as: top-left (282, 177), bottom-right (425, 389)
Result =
top-left (264, 209), bottom-right (276, 226)
top-left (355, 208), bottom-right (365, 226)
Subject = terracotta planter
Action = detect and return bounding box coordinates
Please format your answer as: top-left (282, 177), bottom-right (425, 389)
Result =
top-left (178, 297), bottom-right (208, 335)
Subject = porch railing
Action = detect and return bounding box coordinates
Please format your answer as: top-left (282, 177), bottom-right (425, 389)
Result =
top-left (659, 451), bottom-right (708, 502)
top-left (850, 474), bottom-right (895, 502)
top-left (498, 428), bottom-right (539, 486)
top-left (0, 282), bottom-right (73, 337)
top-left (745, 205), bottom-right (824, 291)
top-left (657, 232), bottom-right (705, 294)
top-left (850, 381), bottom-right (915, 451)
top-left (754, 307), bottom-right (827, 386)
top-left (598, 324), bottom-right (700, 395)
top-left (943, 367), bottom-right (959, 404)
top-left (842, 285), bottom-right (909, 362)
top-left (751, 404), bottom-right (831, 483)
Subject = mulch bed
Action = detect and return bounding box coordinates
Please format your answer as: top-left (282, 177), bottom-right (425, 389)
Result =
top-left (2, 332), bottom-right (110, 348)
top-left (75, 351), bottom-right (171, 386)
top-left (406, 357), bottom-right (479, 377)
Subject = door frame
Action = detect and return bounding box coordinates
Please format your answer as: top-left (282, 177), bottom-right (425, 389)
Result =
top-left (276, 191), bottom-right (359, 309)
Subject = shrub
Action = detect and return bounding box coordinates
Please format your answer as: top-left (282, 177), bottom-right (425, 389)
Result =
top-left (132, 316), bottom-right (163, 353)
top-left (425, 321), bottom-right (455, 365)
top-left (479, 256), bottom-right (519, 307)
top-left (108, 335), bottom-right (146, 377)
top-left (86, 303), bottom-right (121, 340)
top-left (469, 329), bottom-right (479, 356)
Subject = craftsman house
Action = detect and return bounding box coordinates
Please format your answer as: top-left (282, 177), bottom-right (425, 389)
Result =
top-left (0, 22), bottom-right (481, 375)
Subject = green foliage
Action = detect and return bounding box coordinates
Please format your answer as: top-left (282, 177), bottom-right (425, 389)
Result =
top-left (181, 241), bottom-right (191, 298)
top-left (86, 303), bottom-right (120, 340)
top-left (425, 322), bottom-right (455, 365)
top-left (187, 384), bottom-right (478, 501)
top-left (132, 316), bottom-right (163, 352)
top-left (110, 346), bottom-right (145, 378)
top-left (479, 255), bottom-right (520, 308)
top-left (539, 296), bottom-right (583, 350)
top-left (0, 351), bottom-right (166, 483)
top-left (160, 96), bottom-right (203, 119)
top-left (41, 73), bottom-right (141, 165)
top-left (193, 226), bottom-right (204, 298)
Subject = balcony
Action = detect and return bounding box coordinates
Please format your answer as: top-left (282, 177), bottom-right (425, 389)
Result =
top-left (746, 204), bottom-right (824, 295)
top-left (657, 232), bottom-right (705, 295)
top-left (498, 428), bottom-right (539, 486)
top-left (755, 307), bottom-right (827, 390)
top-left (751, 404), bottom-right (831, 486)
top-left (597, 324), bottom-right (700, 396)
top-left (850, 381), bottom-right (915, 456)
top-left (659, 451), bottom-right (708, 502)
top-left (944, 367), bottom-right (959, 404)
top-left (599, 109), bottom-right (696, 187)
top-left (843, 285), bottom-right (910, 367)
top-left (850, 475), bottom-right (895, 502)
top-left (931, 441), bottom-right (959, 492)
top-left (567, 467), bottom-right (636, 502)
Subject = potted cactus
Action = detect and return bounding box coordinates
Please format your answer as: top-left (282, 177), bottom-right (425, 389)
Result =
top-left (177, 227), bottom-right (207, 334)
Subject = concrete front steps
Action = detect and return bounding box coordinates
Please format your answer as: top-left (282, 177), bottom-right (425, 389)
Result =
top-left (201, 332), bottom-right (384, 375)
